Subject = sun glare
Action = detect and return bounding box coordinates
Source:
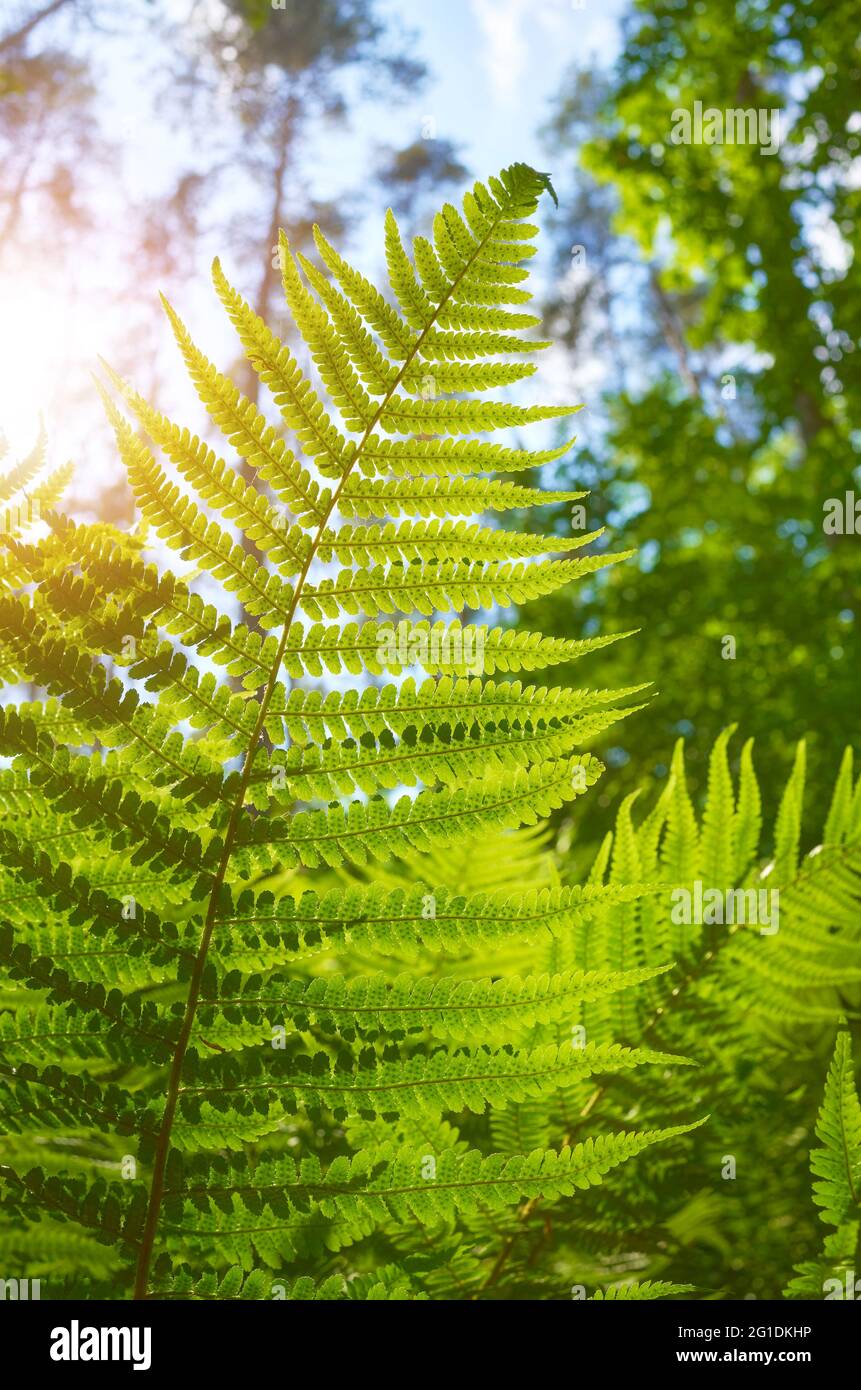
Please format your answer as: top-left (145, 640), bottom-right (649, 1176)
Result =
top-left (0, 276), bottom-right (114, 461)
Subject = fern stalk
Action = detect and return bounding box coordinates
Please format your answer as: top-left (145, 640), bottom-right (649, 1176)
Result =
top-left (131, 174), bottom-right (561, 1299)
top-left (0, 164), bottom-right (700, 1302)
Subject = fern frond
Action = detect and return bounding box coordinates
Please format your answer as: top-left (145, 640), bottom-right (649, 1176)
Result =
top-left (811, 1031), bottom-right (861, 1227)
top-left (590, 1279), bottom-right (696, 1300)
top-left (214, 880), bottom-right (655, 966)
top-left (195, 963), bottom-right (672, 1046)
top-left (0, 162), bottom-right (666, 1302)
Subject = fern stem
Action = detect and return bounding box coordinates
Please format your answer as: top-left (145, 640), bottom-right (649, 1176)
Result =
top-left (132, 207), bottom-right (511, 1300)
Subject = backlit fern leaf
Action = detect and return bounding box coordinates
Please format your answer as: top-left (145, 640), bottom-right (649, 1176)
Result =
top-left (785, 1031), bottom-right (861, 1298)
top-left (0, 163), bottom-right (696, 1303)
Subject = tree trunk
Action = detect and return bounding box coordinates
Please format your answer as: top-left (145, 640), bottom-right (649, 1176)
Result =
top-left (0, 0), bottom-right (77, 53)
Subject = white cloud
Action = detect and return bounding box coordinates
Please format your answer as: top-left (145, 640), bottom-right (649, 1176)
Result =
top-left (470, 0), bottom-right (572, 101)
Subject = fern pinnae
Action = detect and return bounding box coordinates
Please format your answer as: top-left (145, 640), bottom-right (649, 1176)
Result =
top-left (117, 163), bottom-right (597, 1299)
top-left (1, 165), bottom-right (685, 1303)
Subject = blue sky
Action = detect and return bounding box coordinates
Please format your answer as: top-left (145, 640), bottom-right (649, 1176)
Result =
top-left (0, 0), bottom-right (626, 474)
top-left (307, 0), bottom-right (625, 199)
top-left (395, 0), bottom-right (623, 173)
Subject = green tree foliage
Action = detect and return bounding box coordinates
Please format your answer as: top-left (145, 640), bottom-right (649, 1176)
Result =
top-left (532, 0), bottom-right (860, 840)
